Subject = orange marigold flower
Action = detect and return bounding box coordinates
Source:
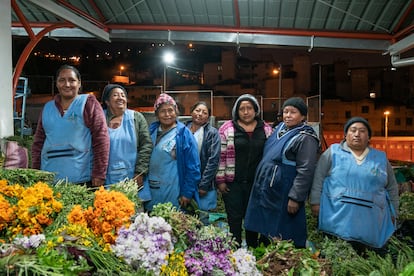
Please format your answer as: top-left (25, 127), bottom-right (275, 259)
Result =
top-left (36, 213), bottom-right (50, 225)
top-left (101, 221), bottom-right (113, 233)
top-left (67, 205), bottom-right (87, 225)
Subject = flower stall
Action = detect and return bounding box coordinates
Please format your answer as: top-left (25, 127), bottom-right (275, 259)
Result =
top-left (0, 168), bottom-right (414, 275)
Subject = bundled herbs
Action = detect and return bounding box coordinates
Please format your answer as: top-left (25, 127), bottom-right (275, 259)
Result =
top-left (254, 239), bottom-right (330, 275)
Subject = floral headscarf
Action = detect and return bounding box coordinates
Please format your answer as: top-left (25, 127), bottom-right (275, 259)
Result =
top-left (154, 93), bottom-right (177, 112)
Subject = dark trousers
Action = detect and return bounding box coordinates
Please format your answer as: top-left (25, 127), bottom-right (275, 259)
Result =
top-left (222, 180), bottom-right (257, 247)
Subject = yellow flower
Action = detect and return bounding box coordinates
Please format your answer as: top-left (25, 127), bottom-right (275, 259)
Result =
top-left (67, 186), bottom-right (135, 248)
top-left (161, 252), bottom-right (188, 276)
top-left (0, 181), bottom-right (63, 237)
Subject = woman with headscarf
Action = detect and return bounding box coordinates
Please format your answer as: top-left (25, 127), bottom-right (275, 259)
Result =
top-left (216, 94), bottom-right (273, 248)
top-left (310, 117), bottom-right (398, 253)
top-left (143, 93), bottom-right (201, 212)
top-left (185, 102), bottom-right (221, 223)
top-left (244, 97), bottom-right (320, 248)
top-left (101, 84), bottom-right (152, 188)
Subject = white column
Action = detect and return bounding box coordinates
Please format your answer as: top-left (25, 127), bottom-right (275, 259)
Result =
top-left (0, 0), bottom-right (14, 138)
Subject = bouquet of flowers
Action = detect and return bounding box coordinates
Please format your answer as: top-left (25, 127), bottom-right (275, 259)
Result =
top-left (112, 212), bottom-right (174, 274)
top-left (67, 186), bottom-right (135, 249)
top-left (0, 180), bottom-right (62, 238)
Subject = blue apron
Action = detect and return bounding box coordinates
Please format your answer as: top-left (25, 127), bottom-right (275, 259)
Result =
top-left (244, 124), bottom-right (308, 247)
top-left (144, 128), bottom-right (180, 211)
top-left (41, 94), bottom-right (92, 183)
top-left (105, 109), bottom-right (137, 186)
top-left (319, 144), bottom-right (396, 248)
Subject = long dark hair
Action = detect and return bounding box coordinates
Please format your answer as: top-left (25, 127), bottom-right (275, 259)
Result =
top-left (190, 101), bottom-right (211, 117)
top-left (56, 64), bottom-right (81, 81)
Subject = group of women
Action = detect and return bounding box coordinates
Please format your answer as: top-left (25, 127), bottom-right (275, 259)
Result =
top-left (32, 64), bottom-right (399, 254)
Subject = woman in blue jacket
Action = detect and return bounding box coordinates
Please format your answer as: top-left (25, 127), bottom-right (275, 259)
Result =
top-left (185, 102), bottom-right (221, 223)
top-left (143, 93), bottom-right (201, 212)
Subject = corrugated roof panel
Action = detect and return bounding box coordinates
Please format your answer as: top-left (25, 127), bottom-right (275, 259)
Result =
top-left (99, 1), bottom-right (133, 24)
top-left (279, 0), bottom-right (299, 28)
top-left (247, 0), bottom-right (266, 27)
top-left (375, 1), bottom-right (403, 33)
top-left (341, 0), bottom-right (368, 31)
top-left (142, 1), bottom-right (167, 24)
top-left (176, 0), bottom-right (196, 24)
top-left (357, 1), bottom-right (390, 32)
top-left (294, 1), bottom-right (315, 29)
top-left (262, 0), bottom-right (281, 27)
top-left (10, 0), bottom-right (414, 53)
top-left (238, 0), bottom-right (249, 26)
top-left (397, 1), bottom-right (414, 30)
top-left (162, 0), bottom-right (182, 23)
top-left (381, 0), bottom-right (414, 32)
top-left (123, 0), bottom-right (148, 24)
top-left (192, 0), bottom-right (210, 25)
top-left (136, 1), bottom-right (157, 23)
top-left (220, 0), bottom-right (236, 26)
top-left (15, 0), bottom-right (59, 22)
top-left (263, 1), bottom-right (280, 28)
top-left (309, 1), bottom-right (331, 29)
top-left (203, 0), bottom-right (225, 25)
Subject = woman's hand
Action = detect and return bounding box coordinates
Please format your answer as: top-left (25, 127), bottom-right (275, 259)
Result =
top-left (179, 196), bottom-right (191, 207)
top-left (287, 199), bottom-right (299, 215)
top-left (311, 204), bottom-right (320, 217)
top-left (133, 174), bottom-right (144, 190)
top-left (199, 189), bottom-right (207, 197)
top-left (217, 183), bottom-right (230, 194)
top-left (91, 178), bottom-right (104, 187)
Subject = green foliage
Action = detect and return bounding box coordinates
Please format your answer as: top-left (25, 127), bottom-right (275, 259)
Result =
top-left (0, 244), bottom-right (91, 275)
top-left (254, 239), bottom-right (329, 275)
top-left (319, 236), bottom-right (414, 276)
top-left (45, 181), bottom-right (96, 234)
top-left (399, 262), bottom-right (414, 276)
top-left (0, 168), bottom-right (54, 186)
top-left (86, 248), bottom-right (140, 275)
top-left (399, 192), bottom-right (414, 220)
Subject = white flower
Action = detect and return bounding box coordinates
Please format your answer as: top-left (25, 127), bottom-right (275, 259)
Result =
top-left (231, 248), bottom-right (262, 276)
top-left (112, 213), bottom-right (174, 275)
top-left (13, 234), bottom-right (45, 249)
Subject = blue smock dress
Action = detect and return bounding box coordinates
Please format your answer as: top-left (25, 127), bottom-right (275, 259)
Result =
top-left (144, 127), bottom-right (180, 211)
top-left (41, 94), bottom-right (92, 183)
top-left (245, 123), bottom-right (316, 247)
top-left (105, 109), bottom-right (137, 186)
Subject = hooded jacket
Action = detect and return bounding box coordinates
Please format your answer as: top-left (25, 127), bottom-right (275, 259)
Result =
top-left (216, 94), bottom-right (273, 185)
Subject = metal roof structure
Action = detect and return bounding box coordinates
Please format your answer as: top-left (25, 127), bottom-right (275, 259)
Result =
top-left (10, 0), bottom-right (414, 89)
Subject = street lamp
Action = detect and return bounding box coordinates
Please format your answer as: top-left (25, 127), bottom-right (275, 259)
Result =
top-left (272, 64), bottom-right (282, 110)
top-left (163, 52), bottom-right (175, 92)
top-left (384, 110), bottom-right (390, 153)
top-left (119, 65), bottom-right (124, 76)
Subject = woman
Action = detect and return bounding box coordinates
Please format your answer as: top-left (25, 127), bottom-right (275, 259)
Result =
top-left (185, 102), bottom-right (221, 223)
top-left (144, 93), bottom-right (201, 212)
top-left (32, 64), bottom-right (109, 186)
top-left (310, 117), bottom-right (398, 252)
top-left (244, 97), bottom-right (320, 248)
top-left (216, 94), bottom-right (273, 248)
top-left (32, 65), bottom-right (109, 187)
top-left (101, 84), bottom-right (152, 188)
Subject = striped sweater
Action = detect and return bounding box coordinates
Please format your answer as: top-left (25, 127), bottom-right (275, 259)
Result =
top-left (215, 120), bottom-right (273, 185)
